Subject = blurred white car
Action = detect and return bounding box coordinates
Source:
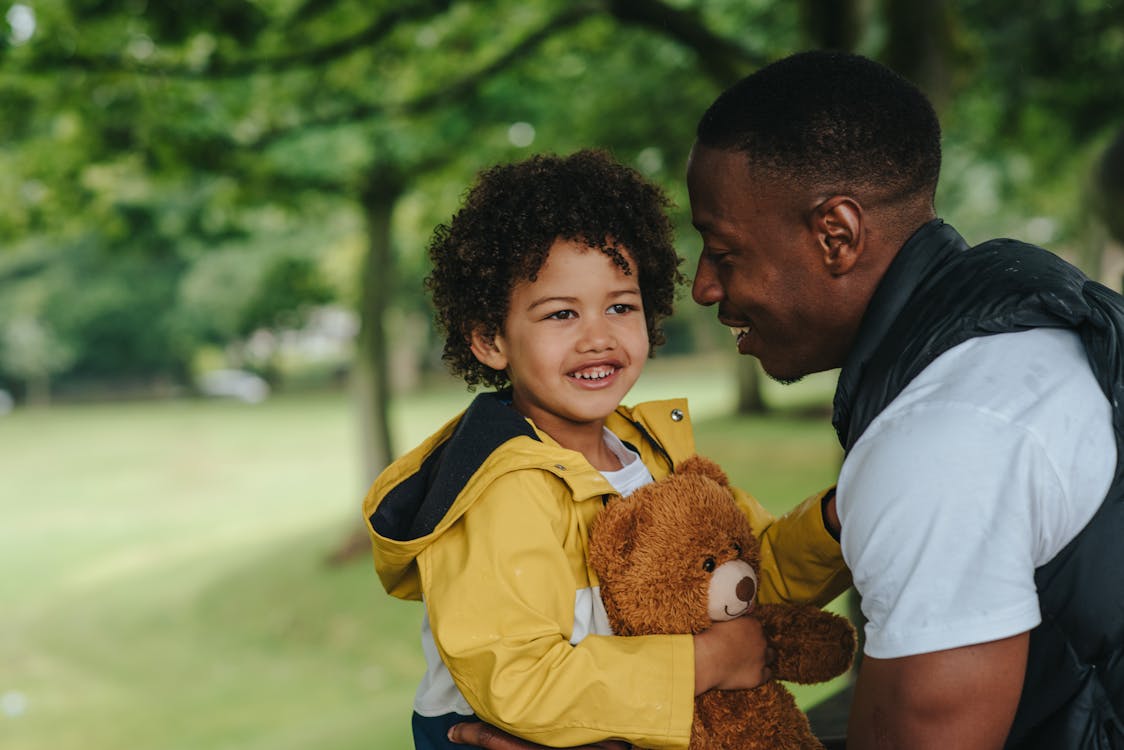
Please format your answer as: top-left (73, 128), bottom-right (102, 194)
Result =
top-left (197, 369), bottom-right (270, 404)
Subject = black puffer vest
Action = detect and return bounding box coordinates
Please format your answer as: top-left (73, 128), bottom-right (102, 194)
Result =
top-left (832, 220), bottom-right (1124, 749)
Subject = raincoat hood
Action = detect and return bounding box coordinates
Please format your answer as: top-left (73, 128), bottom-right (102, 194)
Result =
top-left (364, 390), bottom-right (679, 600)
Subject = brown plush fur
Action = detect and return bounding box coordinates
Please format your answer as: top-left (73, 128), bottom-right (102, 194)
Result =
top-left (589, 456), bottom-right (856, 750)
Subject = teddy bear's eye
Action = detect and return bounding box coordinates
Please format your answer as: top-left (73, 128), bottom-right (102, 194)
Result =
top-left (702, 557), bottom-right (716, 572)
top-left (733, 542), bottom-right (742, 555)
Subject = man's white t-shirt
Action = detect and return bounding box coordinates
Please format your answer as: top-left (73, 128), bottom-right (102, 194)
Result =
top-left (836, 327), bottom-right (1115, 659)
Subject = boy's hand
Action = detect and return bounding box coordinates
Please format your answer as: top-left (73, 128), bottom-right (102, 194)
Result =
top-left (447, 722), bottom-right (630, 749)
top-left (693, 615), bottom-right (776, 693)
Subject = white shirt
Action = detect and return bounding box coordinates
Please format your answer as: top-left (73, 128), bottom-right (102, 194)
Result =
top-left (599, 427), bottom-right (655, 498)
top-left (837, 327), bottom-right (1115, 659)
top-left (414, 427), bottom-right (652, 716)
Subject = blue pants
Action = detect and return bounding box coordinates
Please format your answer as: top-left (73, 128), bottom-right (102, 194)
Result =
top-left (412, 711), bottom-right (478, 750)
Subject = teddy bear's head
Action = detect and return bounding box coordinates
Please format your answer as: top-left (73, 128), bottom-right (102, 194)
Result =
top-left (589, 455), bottom-right (761, 637)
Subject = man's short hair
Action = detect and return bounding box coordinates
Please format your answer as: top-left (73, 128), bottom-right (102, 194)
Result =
top-left (697, 50), bottom-right (941, 202)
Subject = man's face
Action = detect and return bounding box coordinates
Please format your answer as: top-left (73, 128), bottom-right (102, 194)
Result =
top-left (687, 143), bottom-right (848, 382)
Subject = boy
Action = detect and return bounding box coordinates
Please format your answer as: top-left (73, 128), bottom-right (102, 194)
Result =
top-left (364, 150), bottom-right (849, 749)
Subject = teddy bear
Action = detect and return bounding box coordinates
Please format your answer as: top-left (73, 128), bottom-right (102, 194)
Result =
top-left (589, 455), bottom-right (856, 750)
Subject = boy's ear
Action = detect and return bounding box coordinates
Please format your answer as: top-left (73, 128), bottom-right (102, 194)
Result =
top-left (468, 328), bottom-right (508, 372)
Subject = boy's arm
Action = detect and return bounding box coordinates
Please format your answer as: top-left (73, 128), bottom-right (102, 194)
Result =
top-left (423, 471), bottom-right (694, 750)
top-left (733, 485), bottom-right (852, 607)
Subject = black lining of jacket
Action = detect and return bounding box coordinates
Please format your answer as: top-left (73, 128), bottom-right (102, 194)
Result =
top-left (370, 390), bottom-right (538, 542)
top-left (832, 219), bottom-right (1124, 749)
top-left (370, 392), bottom-right (678, 543)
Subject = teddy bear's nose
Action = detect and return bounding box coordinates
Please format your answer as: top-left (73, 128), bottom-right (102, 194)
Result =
top-left (736, 575), bottom-right (756, 603)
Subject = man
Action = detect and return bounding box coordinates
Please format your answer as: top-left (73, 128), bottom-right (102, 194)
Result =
top-left (452, 51), bottom-right (1124, 749)
top-left (687, 51), bottom-right (1124, 749)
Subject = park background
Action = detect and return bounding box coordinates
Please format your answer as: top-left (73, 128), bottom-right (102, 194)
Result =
top-left (2, 1), bottom-right (1123, 748)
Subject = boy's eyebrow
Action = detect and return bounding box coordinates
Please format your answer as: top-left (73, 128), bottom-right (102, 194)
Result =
top-left (525, 288), bottom-right (641, 311)
top-left (526, 295), bottom-right (578, 311)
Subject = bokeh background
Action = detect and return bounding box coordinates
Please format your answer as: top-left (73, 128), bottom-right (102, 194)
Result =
top-left (2, 1), bottom-right (1123, 748)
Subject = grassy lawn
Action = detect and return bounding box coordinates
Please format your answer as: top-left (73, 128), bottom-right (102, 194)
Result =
top-left (1, 355), bottom-right (849, 749)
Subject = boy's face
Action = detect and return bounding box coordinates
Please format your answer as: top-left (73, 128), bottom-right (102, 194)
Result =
top-left (471, 238), bottom-right (650, 439)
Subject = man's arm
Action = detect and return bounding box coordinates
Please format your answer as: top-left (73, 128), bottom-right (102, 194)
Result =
top-left (847, 632), bottom-right (1029, 749)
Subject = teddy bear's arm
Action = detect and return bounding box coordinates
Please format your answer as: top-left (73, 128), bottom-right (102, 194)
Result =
top-left (753, 603), bottom-right (857, 684)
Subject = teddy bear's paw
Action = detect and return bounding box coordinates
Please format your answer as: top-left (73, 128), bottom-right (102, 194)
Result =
top-left (756, 603), bottom-right (857, 684)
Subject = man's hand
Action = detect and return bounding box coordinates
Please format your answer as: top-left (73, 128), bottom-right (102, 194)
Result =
top-left (693, 615), bottom-right (776, 694)
top-left (447, 722), bottom-right (630, 749)
top-left (847, 631), bottom-right (1029, 749)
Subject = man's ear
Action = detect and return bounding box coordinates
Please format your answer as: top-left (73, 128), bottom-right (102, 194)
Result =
top-left (813, 196), bottom-right (864, 277)
top-left (468, 328), bottom-right (508, 372)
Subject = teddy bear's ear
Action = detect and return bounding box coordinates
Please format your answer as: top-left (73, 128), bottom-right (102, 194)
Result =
top-left (675, 455), bottom-right (730, 487)
top-left (590, 499), bottom-right (641, 567)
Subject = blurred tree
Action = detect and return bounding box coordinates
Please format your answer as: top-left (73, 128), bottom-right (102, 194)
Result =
top-left (0, 0), bottom-right (791, 464)
top-left (1096, 128), bottom-right (1124, 249)
top-left (0, 315), bottom-right (73, 405)
top-left (235, 254), bottom-right (336, 382)
top-left (3, 0), bottom-right (1123, 508)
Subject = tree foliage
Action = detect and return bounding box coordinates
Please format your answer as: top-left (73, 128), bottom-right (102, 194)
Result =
top-left (1, 0), bottom-right (1122, 458)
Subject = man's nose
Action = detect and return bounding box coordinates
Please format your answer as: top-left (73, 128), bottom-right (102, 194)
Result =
top-left (691, 258), bottom-right (723, 306)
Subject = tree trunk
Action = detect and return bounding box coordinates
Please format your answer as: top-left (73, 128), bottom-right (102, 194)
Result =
top-left (1095, 125), bottom-right (1124, 248)
top-left (883, 0), bottom-right (956, 110)
top-left (735, 356), bottom-right (768, 415)
top-left (354, 177), bottom-right (400, 486)
top-left (799, 0), bottom-right (864, 51)
top-left (328, 169), bottom-right (404, 565)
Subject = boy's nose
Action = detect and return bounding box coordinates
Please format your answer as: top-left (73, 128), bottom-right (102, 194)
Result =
top-left (579, 319), bottom-right (615, 351)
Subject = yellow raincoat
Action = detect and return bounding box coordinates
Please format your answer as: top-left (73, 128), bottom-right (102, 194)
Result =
top-left (365, 392), bottom-right (850, 749)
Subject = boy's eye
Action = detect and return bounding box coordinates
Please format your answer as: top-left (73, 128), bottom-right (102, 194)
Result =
top-left (607, 303), bottom-right (636, 315)
top-left (546, 310), bottom-right (576, 320)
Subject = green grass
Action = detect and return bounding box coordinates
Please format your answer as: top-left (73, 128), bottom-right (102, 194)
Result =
top-left (1, 356), bottom-right (850, 749)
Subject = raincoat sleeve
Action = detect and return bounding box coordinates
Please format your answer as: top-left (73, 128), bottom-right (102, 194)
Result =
top-left (419, 470), bottom-right (695, 749)
top-left (733, 485), bottom-right (852, 607)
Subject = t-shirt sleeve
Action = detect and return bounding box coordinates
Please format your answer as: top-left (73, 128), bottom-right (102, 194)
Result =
top-left (837, 402), bottom-right (1057, 659)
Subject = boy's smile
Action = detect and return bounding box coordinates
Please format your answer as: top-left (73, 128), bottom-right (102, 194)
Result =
top-left (470, 237), bottom-right (650, 453)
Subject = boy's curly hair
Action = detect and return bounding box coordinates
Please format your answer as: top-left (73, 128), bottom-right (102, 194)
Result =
top-left (426, 149), bottom-right (685, 389)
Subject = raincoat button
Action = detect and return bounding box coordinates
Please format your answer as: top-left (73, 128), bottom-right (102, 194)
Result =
top-left (670, 408), bottom-right (684, 422)
top-left (554, 464), bottom-right (566, 471)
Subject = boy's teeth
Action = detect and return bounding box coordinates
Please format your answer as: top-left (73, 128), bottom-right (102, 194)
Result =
top-left (573, 366), bottom-right (614, 380)
top-left (729, 326), bottom-right (750, 337)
